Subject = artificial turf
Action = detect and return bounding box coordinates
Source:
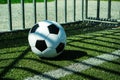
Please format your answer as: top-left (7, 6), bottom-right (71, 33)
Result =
top-left (0, 22), bottom-right (120, 80)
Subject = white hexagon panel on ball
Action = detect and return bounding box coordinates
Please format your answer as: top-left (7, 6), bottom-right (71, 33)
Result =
top-left (28, 20), bottom-right (66, 58)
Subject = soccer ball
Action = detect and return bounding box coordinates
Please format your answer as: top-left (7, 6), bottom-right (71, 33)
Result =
top-left (28, 20), bottom-right (66, 58)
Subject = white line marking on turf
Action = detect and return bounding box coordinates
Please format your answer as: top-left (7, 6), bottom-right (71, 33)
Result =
top-left (25, 50), bottom-right (120, 80)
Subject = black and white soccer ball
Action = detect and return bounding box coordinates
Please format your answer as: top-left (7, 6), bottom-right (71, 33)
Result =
top-left (28, 20), bottom-right (66, 58)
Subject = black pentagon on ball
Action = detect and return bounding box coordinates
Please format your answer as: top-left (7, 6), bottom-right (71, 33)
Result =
top-left (35, 40), bottom-right (47, 52)
top-left (30, 24), bottom-right (39, 33)
top-left (48, 24), bottom-right (59, 34)
top-left (56, 43), bottom-right (65, 53)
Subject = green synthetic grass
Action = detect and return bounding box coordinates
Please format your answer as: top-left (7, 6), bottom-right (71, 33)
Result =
top-left (0, 0), bottom-right (54, 4)
top-left (60, 58), bottom-right (120, 80)
top-left (0, 23), bottom-right (120, 80)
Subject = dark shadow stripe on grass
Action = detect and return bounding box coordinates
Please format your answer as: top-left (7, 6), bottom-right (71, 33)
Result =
top-left (0, 47), bottom-right (30, 78)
